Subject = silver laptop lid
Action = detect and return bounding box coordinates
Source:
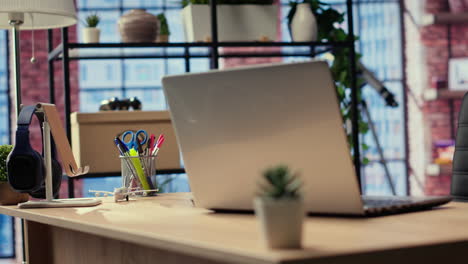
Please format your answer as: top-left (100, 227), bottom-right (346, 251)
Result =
top-left (162, 61), bottom-right (364, 215)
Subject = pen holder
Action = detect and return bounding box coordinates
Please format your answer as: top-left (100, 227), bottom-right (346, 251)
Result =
top-left (120, 155), bottom-right (158, 194)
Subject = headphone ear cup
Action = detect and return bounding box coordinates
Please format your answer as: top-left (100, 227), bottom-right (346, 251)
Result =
top-left (7, 149), bottom-right (45, 194)
top-left (28, 157), bottom-right (62, 199)
top-left (29, 153), bottom-right (62, 199)
top-left (27, 152), bottom-right (46, 198)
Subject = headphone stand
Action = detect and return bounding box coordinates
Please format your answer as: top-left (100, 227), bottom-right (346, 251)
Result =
top-left (17, 106), bottom-right (101, 209)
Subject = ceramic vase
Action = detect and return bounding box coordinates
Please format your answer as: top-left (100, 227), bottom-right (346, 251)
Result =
top-left (82, 27), bottom-right (100, 43)
top-left (0, 182), bottom-right (29, 205)
top-left (254, 197), bottom-right (304, 249)
top-left (118, 9), bottom-right (159, 43)
top-left (291, 3), bottom-right (318, 42)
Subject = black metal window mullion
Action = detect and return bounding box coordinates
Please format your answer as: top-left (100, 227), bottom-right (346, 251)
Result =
top-left (354, 0), bottom-right (407, 195)
top-left (119, 0), bottom-right (125, 98)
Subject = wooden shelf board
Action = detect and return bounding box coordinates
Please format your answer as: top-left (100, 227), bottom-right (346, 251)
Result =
top-left (424, 89), bottom-right (467, 100)
top-left (438, 89), bottom-right (467, 99)
top-left (423, 12), bottom-right (468, 25)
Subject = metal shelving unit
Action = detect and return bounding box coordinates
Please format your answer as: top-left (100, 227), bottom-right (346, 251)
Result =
top-left (47, 0), bottom-right (360, 198)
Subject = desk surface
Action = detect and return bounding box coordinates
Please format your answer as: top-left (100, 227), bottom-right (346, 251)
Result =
top-left (0, 193), bottom-right (467, 264)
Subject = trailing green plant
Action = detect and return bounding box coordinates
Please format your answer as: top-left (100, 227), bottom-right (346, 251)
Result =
top-left (182, 0), bottom-right (273, 7)
top-left (257, 165), bottom-right (301, 199)
top-left (85, 13), bottom-right (100, 28)
top-left (0, 145), bottom-right (13, 182)
top-left (287, 0), bottom-right (369, 164)
top-left (157, 13), bottom-right (171, 36)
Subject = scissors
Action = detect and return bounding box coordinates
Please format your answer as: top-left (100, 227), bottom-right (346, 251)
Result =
top-left (120, 129), bottom-right (148, 151)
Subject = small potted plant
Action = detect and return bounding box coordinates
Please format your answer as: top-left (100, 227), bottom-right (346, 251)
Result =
top-left (156, 13), bottom-right (170, 43)
top-left (0, 145), bottom-right (29, 205)
top-left (254, 165), bottom-right (304, 249)
top-left (83, 13), bottom-right (101, 43)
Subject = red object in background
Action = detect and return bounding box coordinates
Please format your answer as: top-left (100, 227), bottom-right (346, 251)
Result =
top-left (448, 0), bottom-right (468, 13)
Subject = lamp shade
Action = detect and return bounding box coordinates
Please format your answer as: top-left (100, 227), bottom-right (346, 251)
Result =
top-left (0, 0), bottom-right (77, 30)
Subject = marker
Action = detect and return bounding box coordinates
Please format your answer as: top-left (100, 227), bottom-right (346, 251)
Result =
top-left (129, 148), bottom-right (151, 190)
top-left (151, 135), bottom-right (165, 156)
top-left (148, 134), bottom-right (155, 153)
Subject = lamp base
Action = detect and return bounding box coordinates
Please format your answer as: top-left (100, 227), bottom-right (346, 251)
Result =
top-left (18, 198), bottom-right (101, 209)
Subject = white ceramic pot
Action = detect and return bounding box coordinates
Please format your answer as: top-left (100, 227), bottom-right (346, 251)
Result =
top-left (181, 5), bottom-right (278, 42)
top-left (254, 197), bottom-right (304, 249)
top-left (291, 3), bottom-right (318, 42)
top-left (82, 27), bottom-right (100, 43)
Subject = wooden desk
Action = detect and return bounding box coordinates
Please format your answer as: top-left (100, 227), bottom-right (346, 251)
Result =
top-left (0, 193), bottom-right (466, 264)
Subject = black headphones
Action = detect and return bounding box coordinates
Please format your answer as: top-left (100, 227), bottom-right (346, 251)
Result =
top-left (7, 105), bottom-right (62, 199)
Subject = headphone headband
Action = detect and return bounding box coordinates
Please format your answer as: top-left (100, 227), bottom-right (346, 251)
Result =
top-left (15, 105), bottom-right (57, 157)
top-left (17, 105), bottom-right (41, 127)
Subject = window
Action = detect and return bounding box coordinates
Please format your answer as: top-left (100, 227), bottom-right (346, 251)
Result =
top-left (0, 30), bottom-right (14, 258)
top-left (76, 0), bottom-right (407, 196)
top-left (76, 0), bottom-right (193, 195)
top-left (356, 1), bottom-right (407, 195)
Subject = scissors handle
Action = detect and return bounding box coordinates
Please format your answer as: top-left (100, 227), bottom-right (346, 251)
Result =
top-left (121, 131), bottom-right (135, 146)
top-left (135, 130), bottom-right (148, 146)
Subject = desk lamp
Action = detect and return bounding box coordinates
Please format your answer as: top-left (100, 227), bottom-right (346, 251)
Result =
top-left (0, 0), bottom-right (77, 117)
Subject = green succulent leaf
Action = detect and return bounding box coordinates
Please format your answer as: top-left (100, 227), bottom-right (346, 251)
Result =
top-left (0, 145), bottom-right (13, 182)
top-left (157, 13), bottom-right (171, 35)
top-left (258, 165), bottom-right (302, 199)
top-left (85, 13), bottom-right (100, 27)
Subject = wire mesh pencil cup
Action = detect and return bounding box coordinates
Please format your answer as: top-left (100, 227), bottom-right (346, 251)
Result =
top-left (120, 155), bottom-right (158, 195)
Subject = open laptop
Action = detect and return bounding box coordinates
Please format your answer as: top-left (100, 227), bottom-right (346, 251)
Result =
top-left (162, 61), bottom-right (451, 216)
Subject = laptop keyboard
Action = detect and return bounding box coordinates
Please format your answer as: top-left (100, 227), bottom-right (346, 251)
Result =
top-left (362, 196), bottom-right (451, 215)
top-left (364, 198), bottom-right (416, 208)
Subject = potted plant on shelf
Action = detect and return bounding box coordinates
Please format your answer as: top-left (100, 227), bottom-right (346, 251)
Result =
top-left (181, 0), bottom-right (277, 42)
top-left (254, 165), bottom-right (304, 249)
top-left (0, 145), bottom-right (29, 205)
top-left (83, 13), bottom-right (101, 43)
top-left (156, 13), bottom-right (171, 43)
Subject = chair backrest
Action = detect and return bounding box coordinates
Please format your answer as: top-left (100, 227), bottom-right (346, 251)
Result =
top-left (452, 93), bottom-right (468, 200)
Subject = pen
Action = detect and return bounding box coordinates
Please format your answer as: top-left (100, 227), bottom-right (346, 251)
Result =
top-left (114, 138), bottom-right (138, 187)
top-left (136, 138), bottom-right (144, 154)
top-left (115, 137), bottom-right (129, 154)
top-left (153, 134), bottom-right (164, 152)
top-left (148, 134), bottom-right (155, 153)
top-left (113, 138), bottom-right (124, 156)
top-left (152, 135), bottom-right (165, 156)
